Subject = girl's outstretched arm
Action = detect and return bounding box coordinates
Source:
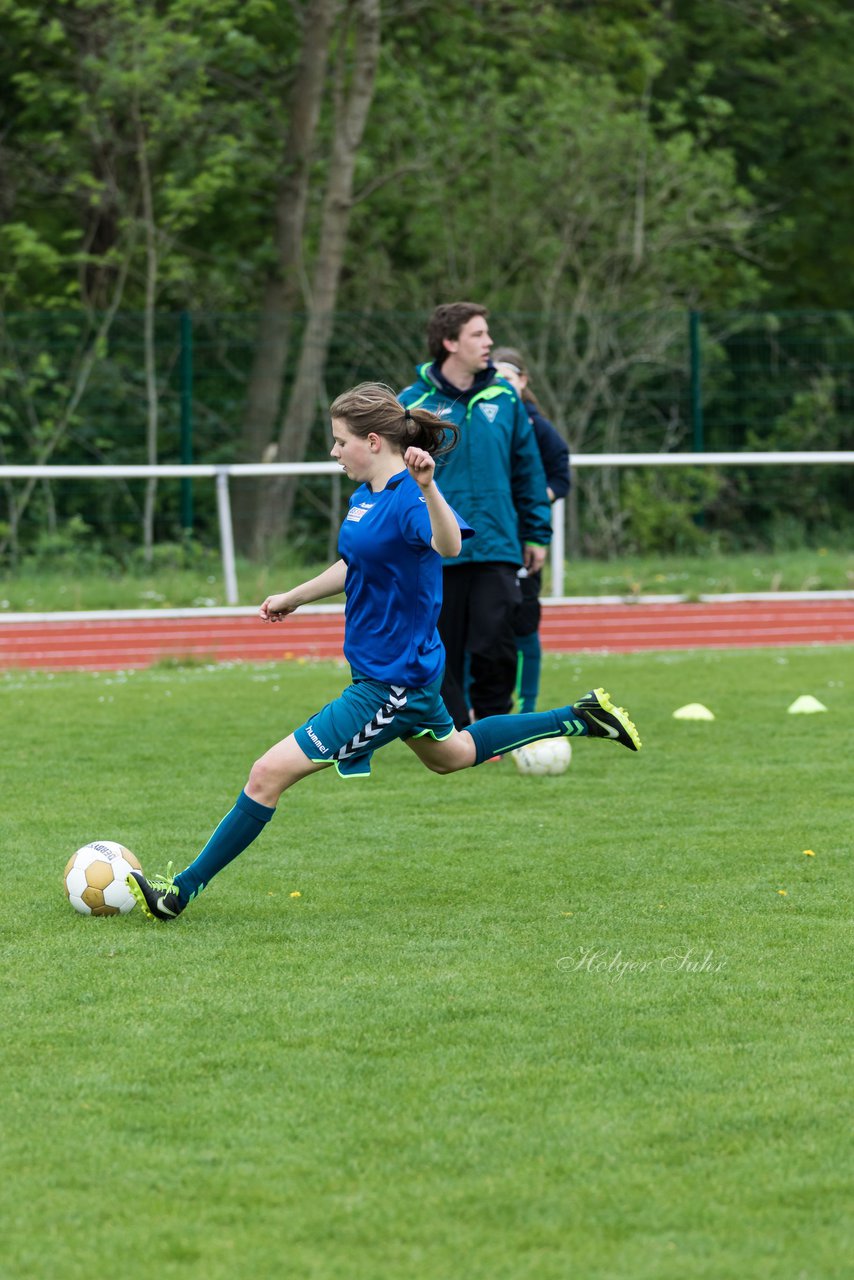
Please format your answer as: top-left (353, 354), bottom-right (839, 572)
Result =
top-left (259, 559), bottom-right (347, 621)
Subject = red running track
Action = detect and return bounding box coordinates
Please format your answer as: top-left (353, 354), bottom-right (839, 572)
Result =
top-left (1, 598), bottom-right (853, 671)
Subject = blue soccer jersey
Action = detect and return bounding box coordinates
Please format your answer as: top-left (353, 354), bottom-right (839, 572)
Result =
top-left (338, 470), bottom-right (473, 686)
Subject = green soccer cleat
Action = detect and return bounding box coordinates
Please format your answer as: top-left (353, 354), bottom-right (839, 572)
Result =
top-left (572, 688), bottom-right (642, 751)
top-left (126, 863), bottom-right (186, 922)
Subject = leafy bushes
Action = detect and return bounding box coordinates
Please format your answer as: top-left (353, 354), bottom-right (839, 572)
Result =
top-left (618, 467), bottom-right (723, 556)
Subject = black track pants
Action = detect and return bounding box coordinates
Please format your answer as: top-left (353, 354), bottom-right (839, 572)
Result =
top-left (439, 563), bottom-right (521, 730)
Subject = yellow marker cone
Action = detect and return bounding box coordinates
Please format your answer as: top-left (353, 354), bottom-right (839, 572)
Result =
top-left (787, 695), bottom-right (827, 714)
top-left (673, 703), bottom-right (715, 720)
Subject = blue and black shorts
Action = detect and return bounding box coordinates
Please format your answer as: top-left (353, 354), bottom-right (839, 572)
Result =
top-left (293, 670), bottom-right (454, 777)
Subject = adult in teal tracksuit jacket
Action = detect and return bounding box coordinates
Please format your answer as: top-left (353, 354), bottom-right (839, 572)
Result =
top-left (401, 360), bottom-right (553, 566)
top-left (399, 312), bottom-right (551, 730)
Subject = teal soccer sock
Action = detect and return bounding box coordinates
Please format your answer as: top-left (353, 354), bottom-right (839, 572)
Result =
top-left (515, 631), bottom-right (542, 714)
top-left (174, 790), bottom-right (275, 902)
top-left (466, 705), bottom-right (587, 765)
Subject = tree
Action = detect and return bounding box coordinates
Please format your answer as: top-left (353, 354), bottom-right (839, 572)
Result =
top-left (653, 0), bottom-right (854, 307)
top-left (237, 0), bottom-right (382, 556)
top-left (233, 0), bottom-right (340, 551)
top-left (0, 0), bottom-right (266, 554)
top-left (2, 0), bottom-right (849, 566)
top-left (336, 23), bottom-right (762, 555)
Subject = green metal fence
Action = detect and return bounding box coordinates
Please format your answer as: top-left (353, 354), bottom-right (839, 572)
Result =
top-left (1, 309), bottom-right (852, 561)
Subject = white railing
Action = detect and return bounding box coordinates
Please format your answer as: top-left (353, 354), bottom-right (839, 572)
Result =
top-left (3, 452), bottom-right (852, 604)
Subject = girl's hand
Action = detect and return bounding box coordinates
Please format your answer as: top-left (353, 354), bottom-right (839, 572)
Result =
top-left (404, 445), bottom-right (435, 489)
top-left (259, 592), bottom-right (297, 622)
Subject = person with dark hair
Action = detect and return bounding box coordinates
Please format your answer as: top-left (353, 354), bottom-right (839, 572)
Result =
top-left (399, 304), bottom-right (553, 731)
top-left (493, 346), bottom-right (571, 713)
top-left (126, 382), bottom-right (640, 922)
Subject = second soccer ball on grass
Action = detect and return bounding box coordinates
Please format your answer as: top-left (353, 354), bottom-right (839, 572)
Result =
top-left (511, 737), bottom-right (572, 776)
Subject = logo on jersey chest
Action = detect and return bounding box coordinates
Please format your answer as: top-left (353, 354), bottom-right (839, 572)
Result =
top-left (346, 502), bottom-right (374, 523)
top-left (479, 402), bottom-right (499, 423)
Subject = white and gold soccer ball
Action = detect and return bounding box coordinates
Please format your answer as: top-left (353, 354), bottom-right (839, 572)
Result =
top-left (63, 841), bottom-right (142, 916)
top-left (511, 737), bottom-right (572, 776)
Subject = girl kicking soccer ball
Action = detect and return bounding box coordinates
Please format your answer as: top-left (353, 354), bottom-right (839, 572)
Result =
top-left (128, 382), bottom-right (641, 921)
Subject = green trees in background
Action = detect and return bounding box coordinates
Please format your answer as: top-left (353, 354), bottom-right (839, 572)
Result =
top-left (0, 0), bottom-right (268, 557)
top-left (0, 0), bottom-right (852, 563)
top-left (656, 0), bottom-right (854, 308)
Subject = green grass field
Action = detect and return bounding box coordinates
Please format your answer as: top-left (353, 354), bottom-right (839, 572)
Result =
top-left (2, 545), bottom-right (852, 611)
top-left (2, 648), bottom-right (851, 1279)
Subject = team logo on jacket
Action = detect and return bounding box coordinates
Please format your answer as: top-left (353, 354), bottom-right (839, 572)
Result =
top-left (479, 403), bottom-right (499, 422)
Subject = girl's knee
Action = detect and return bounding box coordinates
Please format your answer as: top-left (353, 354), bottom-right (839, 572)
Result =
top-left (247, 755), bottom-right (284, 804)
top-left (415, 733), bottom-right (475, 774)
